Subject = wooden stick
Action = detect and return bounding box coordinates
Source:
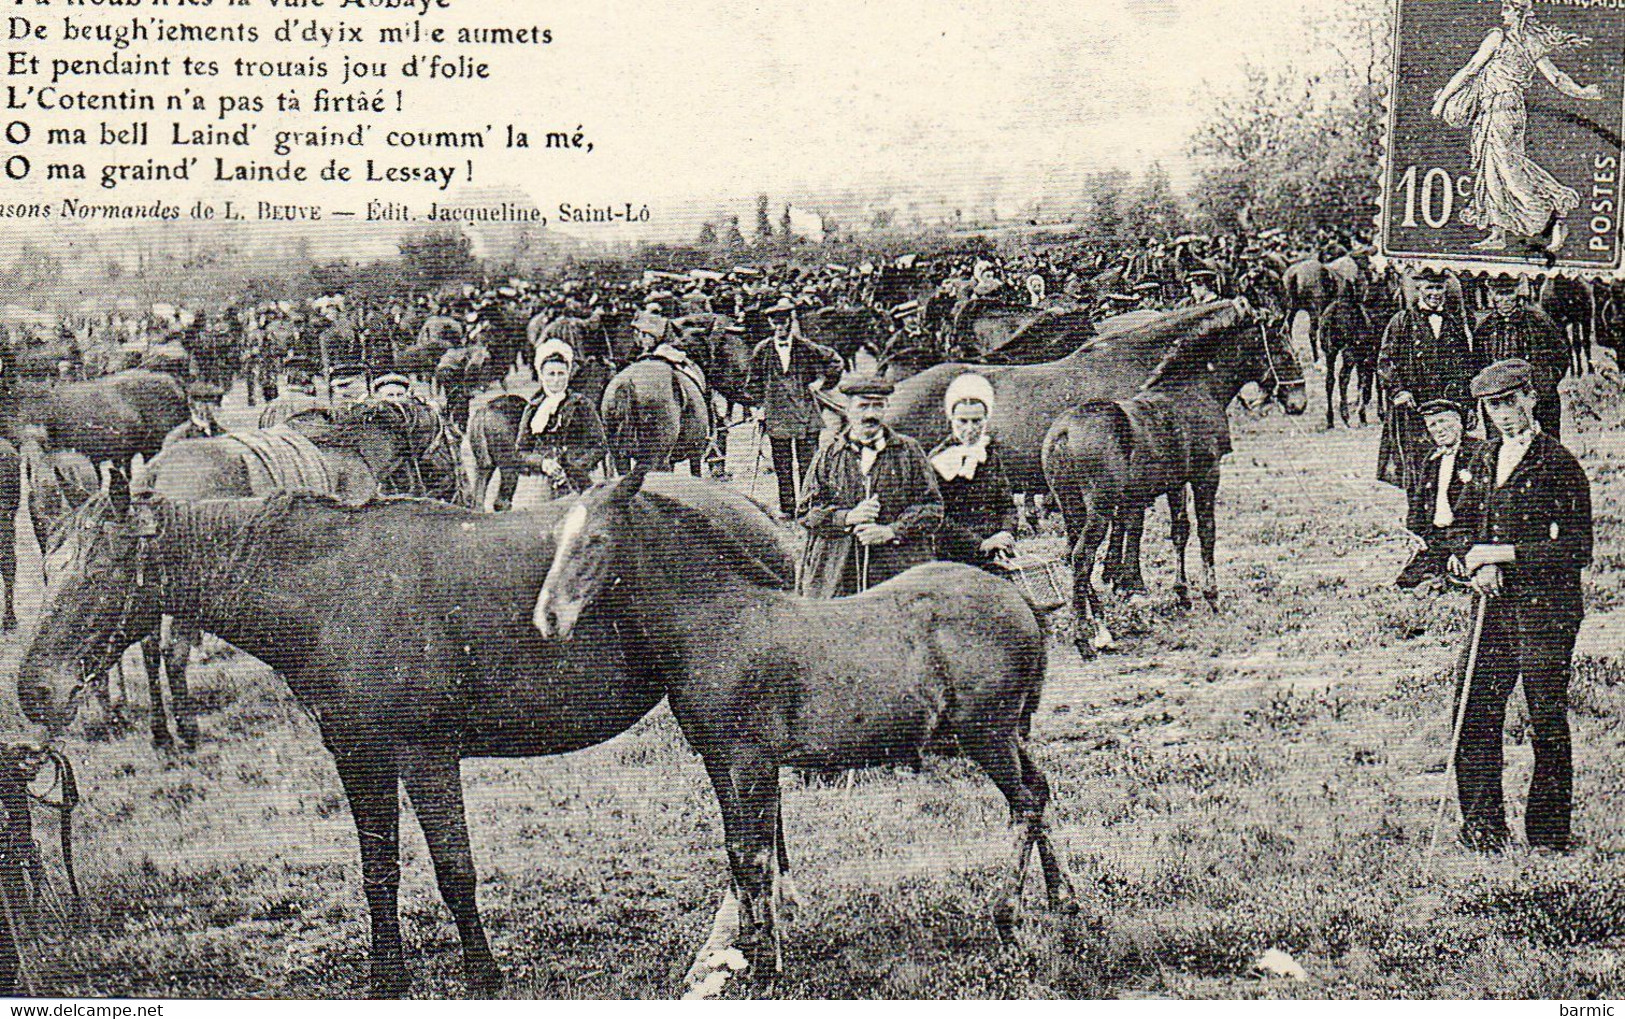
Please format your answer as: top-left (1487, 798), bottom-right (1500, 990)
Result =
top-left (1425, 591), bottom-right (1489, 877)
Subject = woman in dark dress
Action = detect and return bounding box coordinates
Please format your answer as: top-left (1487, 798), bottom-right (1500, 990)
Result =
top-left (508, 338), bottom-right (608, 510)
top-left (928, 373), bottom-right (1017, 571)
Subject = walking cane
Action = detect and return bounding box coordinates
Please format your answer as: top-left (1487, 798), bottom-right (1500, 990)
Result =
top-left (857, 472), bottom-right (875, 592)
top-left (1425, 590), bottom-right (1490, 878)
top-left (746, 420), bottom-right (766, 501)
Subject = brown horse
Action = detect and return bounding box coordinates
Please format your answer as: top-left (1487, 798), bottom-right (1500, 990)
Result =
top-left (0, 368), bottom-right (187, 479)
top-left (1042, 307), bottom-right (1308, 655)
top-left (531, 471), bottom-right (1075, 987)
top-left (885, 301), bottom-right (1264, 492)
top-left (1538, 275), bottom-right (1594, 377)
top-left (15, 474), bottom-right (797, 997)
top-left (600, 357), bottom-right (710, 472)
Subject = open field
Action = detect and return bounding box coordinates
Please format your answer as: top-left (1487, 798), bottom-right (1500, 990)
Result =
top-left (2, 359), bottom-right (1623, 999)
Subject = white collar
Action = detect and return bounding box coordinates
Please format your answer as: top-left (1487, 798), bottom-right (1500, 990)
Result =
top-left (529, 390), bottom-right (568, 433)
top-left (931, 435), bottom-right (990, 480)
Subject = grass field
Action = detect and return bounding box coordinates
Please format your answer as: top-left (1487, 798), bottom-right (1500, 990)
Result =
top-left (2, 356), bottom-right (1623, 999)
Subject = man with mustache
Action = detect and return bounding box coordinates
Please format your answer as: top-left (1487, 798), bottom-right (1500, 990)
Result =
top-left (796, 374), bottom-right (943, 598)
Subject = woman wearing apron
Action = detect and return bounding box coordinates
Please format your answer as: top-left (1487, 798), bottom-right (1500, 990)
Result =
top-left (509, 338), bottom-right (609, 511)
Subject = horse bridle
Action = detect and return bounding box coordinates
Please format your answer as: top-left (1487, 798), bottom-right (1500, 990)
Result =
top-left (1253, 319), bottom-right (1304, 406)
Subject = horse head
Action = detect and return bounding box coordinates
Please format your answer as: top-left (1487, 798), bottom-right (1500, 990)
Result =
top-left (533, 467), bottom-right (647, 641)
top-left (17, 484), bottom-right (166, 738)
top-left (1141, 298), bottom-right (1307, 415)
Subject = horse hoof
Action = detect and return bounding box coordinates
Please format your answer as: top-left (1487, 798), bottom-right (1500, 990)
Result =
top-left (1174, 589), bottom-right (1192, 611)
top-left (466, 967), bottom-right (504, 998)
top-left (179, 725), bottom-right (202, 749)
top-left (993, 900), bottom-right (1020, 944)
top-left (1073, 639), bottom-right (1097, 661)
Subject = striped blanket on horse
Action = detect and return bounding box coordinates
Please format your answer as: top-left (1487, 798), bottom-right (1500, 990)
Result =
top-left (225, 427), bottom-right (342, 495)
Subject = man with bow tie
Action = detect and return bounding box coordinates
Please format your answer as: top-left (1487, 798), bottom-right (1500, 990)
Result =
top-left (746, 297), bottom-right (843, 517)
top-left (796, 373), bottom-right (942, 598)
top-left (1451, 358), bottom-right (1593, 854)
top-left (1396, 398), bottom-right (1486, 588)
top-left (1377, 268), bottom-right (1482, 491)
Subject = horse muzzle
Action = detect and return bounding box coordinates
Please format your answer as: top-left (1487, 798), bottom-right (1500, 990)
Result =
top-left (532, 588), bottom-right (583, 641)
top-left (1281, 381), bottom-right (1309, 416)
top-left (15, 667), bottom-right (78, 738)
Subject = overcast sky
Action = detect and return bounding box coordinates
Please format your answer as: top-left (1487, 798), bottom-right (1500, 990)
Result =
top-left (9, 0), bottom-right (1340, 253)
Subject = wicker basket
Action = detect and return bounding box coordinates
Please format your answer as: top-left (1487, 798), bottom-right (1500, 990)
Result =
top-left (997, 552), bottom-right (1071, 613)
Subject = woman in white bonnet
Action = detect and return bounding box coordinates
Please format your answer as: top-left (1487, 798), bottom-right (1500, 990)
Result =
top-left (501, 337), bottom-right (607, 511)
top-left (928, 372), bottom-right (1017, 572)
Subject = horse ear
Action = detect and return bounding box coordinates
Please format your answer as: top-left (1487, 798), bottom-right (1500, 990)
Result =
top-left (104, 463), bottom-right (131, 521)
top-left (608, 466), bottom-right (648, 505)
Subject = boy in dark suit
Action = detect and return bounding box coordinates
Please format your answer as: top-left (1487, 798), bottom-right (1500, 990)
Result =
top-left (1396, 398), bottom-right (1486, 588)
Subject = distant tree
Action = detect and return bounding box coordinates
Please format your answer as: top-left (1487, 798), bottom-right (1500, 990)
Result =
top-left (722, 215), bottom-right (746, 248)
top-left (398, 229), bottom-right (477, 291)
top-left (871, 209), bottom-right (894, 230)
top-left (1125, 162), bottom-right (1188, 240)
top-left (755, 194), bottom-right (773, 241)
top-left (780, 204), bottom-right (793, 242)
top-left (697, 221), bottom-right (718, 246)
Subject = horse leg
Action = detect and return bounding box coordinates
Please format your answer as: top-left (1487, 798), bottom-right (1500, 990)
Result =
top-left (1193, 473), bottom-right (1221, 608)
top-left (142, 628), bottom-right (173, 751)
top-left (1121, 506), bottom-right (1149, 596)
top-left (1069, 512), bottom-right (1112, 658)
top-left (398, 747), bottom-right (502, 995)
top-left (772, 798), bottom-right (801, 918)
top-left (1169, 489), bottom-right (1192, 610)
top-left (333, 748), bottom-right (407, 998)
top-left (701, 755), bottom-right (780, 979)
top-left (167, 616), bottom-right (202, 748)
top-left (1019, 744), bottom-right (1078, 914)
top-left (960, 731), bottom-right (1044, 940)
top-left (1338, 354), bottom-right (1357, 427)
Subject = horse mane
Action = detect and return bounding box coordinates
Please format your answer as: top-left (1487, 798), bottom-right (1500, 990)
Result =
top-left (1136, 300), bottom-right (1253, 391)
top-left (636, 490), bottom-right (796, 592)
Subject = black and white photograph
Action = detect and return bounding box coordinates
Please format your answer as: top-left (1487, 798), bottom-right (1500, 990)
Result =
top-left (0, 0), bottom-right (1619, 1003)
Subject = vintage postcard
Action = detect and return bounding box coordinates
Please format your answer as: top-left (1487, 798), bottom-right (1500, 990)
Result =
top-left (0, 0), bottom-right (1618, 1006)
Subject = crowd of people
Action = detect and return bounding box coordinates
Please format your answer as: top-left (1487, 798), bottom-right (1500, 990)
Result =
top-left (0, 219), bottom-right (1607, 855)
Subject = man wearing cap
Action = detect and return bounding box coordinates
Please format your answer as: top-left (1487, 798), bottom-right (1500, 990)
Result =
top-left (371, 372), bottom-right (415, 401)
top-left (163, 381), bottom-right (228, 447)
top-left (1377, 269), bottom-right (1480, 490)
top-left (746, 297), bottom-right (842, 517)
top-left (1474, 276), bottom-right (1569, 438)
top-left (327, 363), bottom-right (370, 406)
top-left (1449, 357), bottom-right (1592, 853)
top-left (797, 374), bottom-right (943, 598)
top-left (1396, 398), bottom-right (1486, 588)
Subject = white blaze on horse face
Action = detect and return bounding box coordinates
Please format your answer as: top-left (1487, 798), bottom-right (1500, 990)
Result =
top-left (534, 502), bottom-right (589, 639)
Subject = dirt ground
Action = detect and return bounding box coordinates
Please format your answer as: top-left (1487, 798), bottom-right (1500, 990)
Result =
top-left (2, 353), bottom-right (1622, 999)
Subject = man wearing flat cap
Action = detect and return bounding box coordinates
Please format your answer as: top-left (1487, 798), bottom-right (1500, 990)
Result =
top-left (797, 373), bottom-right (943, 597)
top-left (1474, 276), bottom-right (1569, 438)
top-left (163, 380), bottom-right (228, 447)
top-left (1396, 398), bottom-right (1486, 588)
top-left (746, 297), bottom-right (843, 517)
top-left (1451, 357), bottom-right (1593, 853)
top-left (1377, 268), bottom-right (1480, 491)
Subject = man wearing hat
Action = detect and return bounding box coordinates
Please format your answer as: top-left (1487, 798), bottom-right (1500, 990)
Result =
top-left (746, 297), bottom-right (843, 517)
top-left (163, 380), bottom-right (228, 447)
top-left (327, 362), bottom-right (370, 406)
top-left (1377, 268), bottom-right (1479, 490)
top-left (797, 374), bottom-right (942, 597)
top-left (1395, 397), bottom-right (1486, 588)
top-left (1181, 269), bottom-right (1222, 306)
top-left (1474, 276), bottom-right (1569, 438)
top-left (1450, 357), bottom-right (1592, 853)
top-left (371, 372), bottom-right (415, 401)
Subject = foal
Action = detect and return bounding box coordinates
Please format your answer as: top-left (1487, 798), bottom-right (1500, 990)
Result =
top-left (533, 471), bottom-right (1077, 981)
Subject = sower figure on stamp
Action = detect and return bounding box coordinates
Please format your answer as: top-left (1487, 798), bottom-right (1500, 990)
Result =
top-left (1396, 398), bottom-right (1486, 589)
top-left (746, 297), bottom-right (842, 519)
top-left (1377, 268), bottom-right (1481, 494)
top-left (1474, 275), bottom-right (1570, 438)
top-left (797, 374), bottom-right (943, 598)
top-left (1453, 358), bottom-right (1592, 853)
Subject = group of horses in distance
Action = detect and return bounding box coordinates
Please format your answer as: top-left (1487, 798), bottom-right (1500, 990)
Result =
top-left (4, 293), bottom-right (1320, 995)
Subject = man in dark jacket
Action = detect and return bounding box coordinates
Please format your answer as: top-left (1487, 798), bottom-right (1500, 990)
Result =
top-left (747, 297), bottom-right (842, 516)
top-left (1453, 358), bottom-right (1593, 853)
top-left (797, 374), bottom-right (942, 597)
top-left (1474, 276), bottom-right (1570, 438)
top-left (1377, 268), bottom-right (1481, 490)
top-left (1396, 398), bottom-right (1487, 588)
top-left (162, 381), bottom-right (227, 447)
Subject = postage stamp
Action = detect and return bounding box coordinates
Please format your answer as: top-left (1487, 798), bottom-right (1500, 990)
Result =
top-left (1380, 0), bottom-right (1625, 275)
